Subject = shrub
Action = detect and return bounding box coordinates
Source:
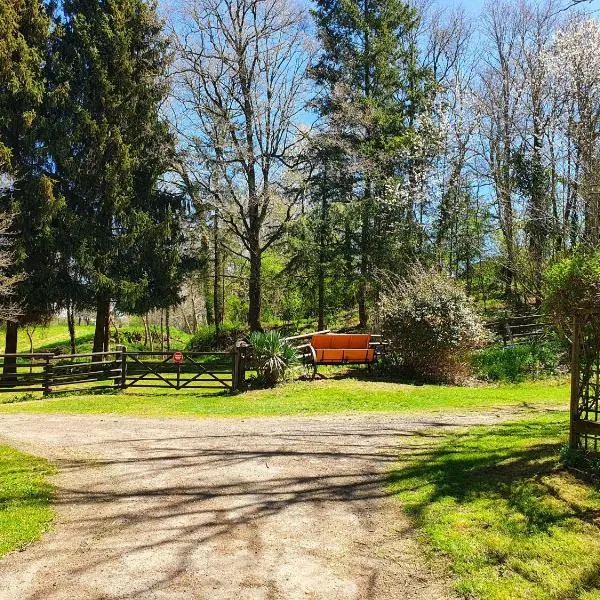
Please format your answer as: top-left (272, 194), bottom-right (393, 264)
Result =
top-left (186, 324), bottom-right (246, 351)
top-left (110, 328), bottom-right (143, 345)
top-left (559, 445), bottom-right (600, 480)
top-left (544, 249), bottom-right (600, 331)
top-left (248, 331), bottom-right (297, 385)
top-left (472, 342), bottom-right (560, 382)
top-left (379, 266), bottom-right (486, 381)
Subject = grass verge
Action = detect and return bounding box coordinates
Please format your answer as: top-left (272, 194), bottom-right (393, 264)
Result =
top-left (0, 377), bottom-right (568, 418)
top-left (388, 413), bottom-right (600, 600)
top-left (0, 445), bottom-right (55, 557)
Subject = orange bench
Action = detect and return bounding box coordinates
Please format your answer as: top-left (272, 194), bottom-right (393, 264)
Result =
top-left (305, 334), bottom-right (376, 377)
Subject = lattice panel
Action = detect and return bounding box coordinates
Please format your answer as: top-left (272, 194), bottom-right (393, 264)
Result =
top-left (573, 313), bottom-right (600, 451)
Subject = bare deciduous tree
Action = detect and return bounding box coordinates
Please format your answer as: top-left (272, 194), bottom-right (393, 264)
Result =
top-left (171, 0), bottom-right (310, 330)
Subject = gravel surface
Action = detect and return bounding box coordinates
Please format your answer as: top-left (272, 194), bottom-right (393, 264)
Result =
top-left (0, 408), bottom-right (548, 599)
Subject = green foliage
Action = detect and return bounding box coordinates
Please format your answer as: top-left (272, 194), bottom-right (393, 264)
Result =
top-left (248, 331), bottom-right (297, 386)
top-left (380, 266), bottom-right (486, 381)
top-left (543, 249), bottom-right (600, 329)
top-left (112, 328), bottom-right (143, 345)
top-left (186, 324), bottom-right (245, 352)
top-left (472, 342), bottom-right (561, 382)
top-left (309, 0), bottom-right (438, 322)
top-left (0, 0), bottom-right (48, 174)
top-left (0, 0), bottom-right (62, 326)
top-left (0, 444), bottom-right (55, 557)
top-left (559, 445), bottom-right (600, 480)
top-left (49, 0), bottom-right (185, 324)
top-left (389, 414), bottom-right (600, 600)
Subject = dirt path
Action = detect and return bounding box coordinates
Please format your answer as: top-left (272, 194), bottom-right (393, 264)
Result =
top-left (0, 409), bottom-right (548, 599)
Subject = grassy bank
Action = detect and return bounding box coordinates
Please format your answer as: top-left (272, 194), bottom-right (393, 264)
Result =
top-left (13, 323), bottom-right (191, 355)
top-left (389, 414), bottom-right (600, 599)
top-left (0, 445), bottom-right (55, 557)
top-left (0, 378), bottom-right (568, 418)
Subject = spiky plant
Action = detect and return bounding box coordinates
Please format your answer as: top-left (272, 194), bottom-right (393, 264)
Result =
top-left (248, 331), bottom-right (297, 385)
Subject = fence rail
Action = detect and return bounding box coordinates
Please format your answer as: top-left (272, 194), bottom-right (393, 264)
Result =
top-left (0, 345), bottom-right (247, 395)
top-left (485, 314), bottom-right (553, 346)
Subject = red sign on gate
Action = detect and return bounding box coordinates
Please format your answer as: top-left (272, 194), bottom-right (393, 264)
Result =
top-left (173, 351), bottom-right (183, 364)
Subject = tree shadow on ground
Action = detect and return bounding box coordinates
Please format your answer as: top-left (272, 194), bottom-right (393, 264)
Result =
top-left (4, 422), bottom-right (454, 598)
top-left (296, 367), bottom-right (435, 388)
top-left (389, 422), bottom-right (571, 525)
top-left (388, 418), bottom-right (600, 597)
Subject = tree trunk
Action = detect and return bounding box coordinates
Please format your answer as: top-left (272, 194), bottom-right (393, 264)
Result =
top-left (103, 302), bottom-right (110, 352)
top-left (143, 313), bottom-right (148, 347)
top-left (213, 211), bottom-right (222, 339)
top-left (160, 310), bottom-right (164, 351)
top-left (92, 298), bottom-right (109, 354)
top-left (146, 314), bottom-right (154, 352)
top-left (165, 307), bottom-right (171, 351)
top-left (67, 303), bottom-right (76, 354)
top-left (190, 292), bottom-right (198, 333)
top-left (358, 185), bottom-right (371, 329)
top-left (528, 103), bottom-right (547, 306)
top-left (248, 243), bottom-right (262, 332)
top-left (3, 320), bottom-right (18, 380)
top-left (317, 182), bottom-right (328, 331)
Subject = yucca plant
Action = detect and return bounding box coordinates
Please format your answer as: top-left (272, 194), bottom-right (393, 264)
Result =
top-left (248, 331), bottom-right (297, 385)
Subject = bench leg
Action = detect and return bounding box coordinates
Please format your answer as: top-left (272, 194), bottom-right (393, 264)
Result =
top-left (312, 363), bottom-right (318, 380)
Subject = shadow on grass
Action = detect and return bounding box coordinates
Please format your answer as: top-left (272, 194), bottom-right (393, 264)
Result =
top-left (388, 420), bottom-right (576, 530)
top-left (388, 416), bottom-right (600, 599)
top-left (304, 364), bottom-right (432, 386)
top-left (388, 417), bottom-right (600, 598)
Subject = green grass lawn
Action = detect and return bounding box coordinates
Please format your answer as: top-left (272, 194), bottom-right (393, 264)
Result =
top-left (0, 445), bottom-right (55, 557)
top-left (389, 413), bottom-right (600, 600)
top-left (0, 377), bottom-right (568, 418)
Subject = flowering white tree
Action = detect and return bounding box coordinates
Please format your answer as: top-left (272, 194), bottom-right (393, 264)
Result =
top-left (545, 17), bottom-right (600, 244)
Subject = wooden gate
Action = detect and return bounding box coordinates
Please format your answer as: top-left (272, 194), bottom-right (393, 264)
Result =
top-left (0, 344), bottom-right (247, 395)
top-left (122, 350), bottom-right (239, 391)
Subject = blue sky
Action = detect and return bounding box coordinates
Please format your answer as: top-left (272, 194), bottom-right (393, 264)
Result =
top-left (433, 0), bottom-right (599, 18)
top-left (447, 0), bottom-right (488, 15)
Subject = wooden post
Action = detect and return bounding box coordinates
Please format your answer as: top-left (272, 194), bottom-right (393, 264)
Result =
top-left (570, 314), bottom-right (582, 449)
top-left (233, 341), bottom-right (247, 392)
top-left (43, 354), bottom-right (53, 397)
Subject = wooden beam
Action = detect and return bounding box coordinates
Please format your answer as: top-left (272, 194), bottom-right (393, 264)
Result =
top-left (570, 315), bottom-right (582, 448)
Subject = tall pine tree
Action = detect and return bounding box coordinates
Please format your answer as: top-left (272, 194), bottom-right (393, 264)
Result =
top-left (49, 0), bottom-right (184, 352)
top-left (0, 0), bottom-right (61, 367)
top-left (310, 0), bottom-right (435, 327)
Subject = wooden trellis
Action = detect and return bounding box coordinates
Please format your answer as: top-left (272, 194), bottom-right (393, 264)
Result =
top-left (570, 311), bottom-right (600, 450)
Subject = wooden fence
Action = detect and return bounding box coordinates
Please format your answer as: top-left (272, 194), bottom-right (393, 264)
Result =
top-left (486, 314), bottom-right (553, 346)
top-left (0, 344), bottom-right (247, 395)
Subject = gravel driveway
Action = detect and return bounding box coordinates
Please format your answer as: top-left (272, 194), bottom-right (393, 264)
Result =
top-left (0, 409), bottom-right (542, 599)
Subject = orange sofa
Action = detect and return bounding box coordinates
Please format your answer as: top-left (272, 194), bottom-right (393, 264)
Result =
top-left (305, 334), bottom-right (376, 377)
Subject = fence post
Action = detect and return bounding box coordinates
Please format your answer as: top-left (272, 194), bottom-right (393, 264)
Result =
top-left (43, 354), bottom-right (53, 396)
top-left (570, 314), bottom-right (582, 449)
top-left (233, 341), bottom-right (247, 392)
top-left (116, 345), bottom-right (127, 389)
